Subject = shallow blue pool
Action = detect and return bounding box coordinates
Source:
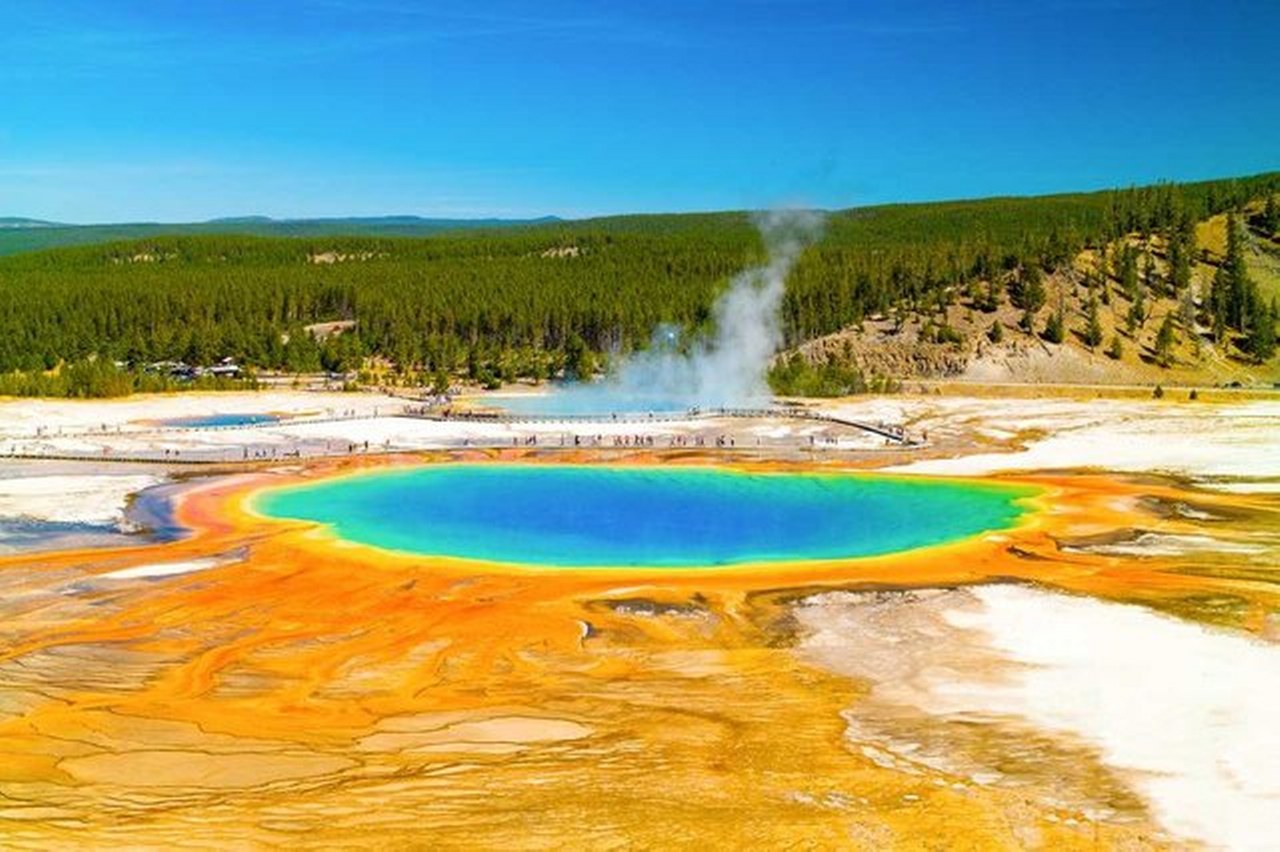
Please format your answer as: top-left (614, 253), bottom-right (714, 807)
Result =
top-left (163, 413), bottom-right (279, 428)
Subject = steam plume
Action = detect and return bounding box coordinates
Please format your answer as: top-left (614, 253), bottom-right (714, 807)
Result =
top-left (526, 209), bottom-right (824, 414)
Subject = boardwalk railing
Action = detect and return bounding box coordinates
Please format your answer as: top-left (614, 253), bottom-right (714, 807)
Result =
top-left (1, 403), bottom-right (920, 465)
top-left (402, 405), bottom-right (917, 444)
top-left (9, 406), bottom-right (413, 441)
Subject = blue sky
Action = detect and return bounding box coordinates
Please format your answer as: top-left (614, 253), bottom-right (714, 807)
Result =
top-left (2, 0), bottom-right (1277, 222)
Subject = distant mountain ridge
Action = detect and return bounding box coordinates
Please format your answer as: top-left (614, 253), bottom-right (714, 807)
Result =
top-left (0, 214), bottom-right (562, 255)
top-left (206, 214), bottom-right (562, 226)
top-left (0, 217), bottom-right (64, 229)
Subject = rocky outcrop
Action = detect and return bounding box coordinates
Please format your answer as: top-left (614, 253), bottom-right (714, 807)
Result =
top-left (797, 335), bottom-right (972, 379)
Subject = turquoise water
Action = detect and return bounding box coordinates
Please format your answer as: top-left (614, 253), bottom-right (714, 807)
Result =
top-left (164, 413), bottom-right (279, 428)
top-left (254, 465), bottom-right (1033, 568)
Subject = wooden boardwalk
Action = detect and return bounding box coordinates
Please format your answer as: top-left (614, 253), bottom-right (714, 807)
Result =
top-left (1, 404), bottom-right (919, 466)
top-left (404, 405), bottom-right (918, 444)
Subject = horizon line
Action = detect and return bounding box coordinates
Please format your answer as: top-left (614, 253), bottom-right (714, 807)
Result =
top-left (6, 166), bottom-right (1278, 227)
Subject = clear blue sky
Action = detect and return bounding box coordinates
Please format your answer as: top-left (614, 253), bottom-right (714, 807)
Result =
top-left (3, 0), bottom-right (1277, 222)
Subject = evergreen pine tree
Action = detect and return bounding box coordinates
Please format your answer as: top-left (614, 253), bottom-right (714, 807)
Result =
top-left (1015, 265), bottom-right (1047, 313)
top-left (1224, 214), bottom-right (1253, 330)
top-left (1119, 244), bottom-right (1139, 301)
top-left (1168, 232), bottom-right (1192, 293)
top-left (1155, 313), bottom-right (1177, 367)
top-left (1264, 194), bottom-right (1280, 235)
top-left (1020, 307), bottom-right (1037, 333)
top-left (1082, 297), bottom-right (1104, 350)
top-left (981, 277), bottom-right (1003, 312)
top-left (1043, 308), bottom-right (1065, 344)
top-left (1126, 290), bottom-right (1146, 335)
top-left (1141, 251), bottom-right (1158, 295)
top-left (1249, 302), bottom-right (1277, 362)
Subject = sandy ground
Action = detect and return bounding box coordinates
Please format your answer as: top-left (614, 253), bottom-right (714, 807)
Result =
top-left (0, 473), bottom-right (161, 526)
top-left (797, 585), bottom-right (1280, 851)
top-left (878, 397), bottom-right (1280, 483)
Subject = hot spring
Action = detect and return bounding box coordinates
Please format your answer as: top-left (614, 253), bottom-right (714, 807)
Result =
top-left (253, 464), bottom-right (1034, 568)
top-left (162, 413), bottom-right (279, 428)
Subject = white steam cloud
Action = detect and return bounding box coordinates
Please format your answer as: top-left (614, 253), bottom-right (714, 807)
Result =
top-left (517, 209), bottom-right (824, 415)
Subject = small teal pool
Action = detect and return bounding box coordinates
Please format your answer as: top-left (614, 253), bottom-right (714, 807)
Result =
top-left (253, 464), bottom-right (1034, 568)
top-left (494, 389), bottom-right (699, 417)
top-left (164, 413), bottom-right (279, 428)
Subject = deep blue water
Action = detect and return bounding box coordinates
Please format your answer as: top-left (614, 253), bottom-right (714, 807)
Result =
top-left (162, 413), bottom-right (279, 428)
top-left (253, 464), bottom-right (1033, 568)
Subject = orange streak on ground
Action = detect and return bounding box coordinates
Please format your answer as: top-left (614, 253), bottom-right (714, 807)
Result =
top-left (0, 452), bottom-right (1274, 846)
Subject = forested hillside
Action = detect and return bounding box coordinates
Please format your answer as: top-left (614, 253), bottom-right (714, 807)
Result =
top-left (1, 173), bottom-right (1277, 397)
top-left (0, 215), bottom-right (559, 257)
